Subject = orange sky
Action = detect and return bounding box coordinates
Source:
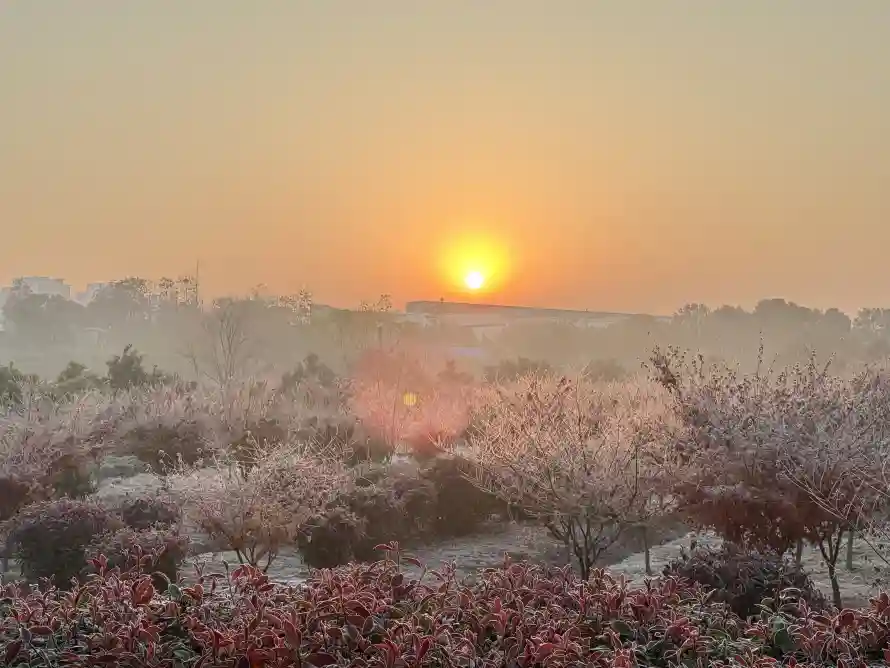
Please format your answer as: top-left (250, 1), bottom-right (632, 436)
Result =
top-left (2, 2), bottom-right (889, 314)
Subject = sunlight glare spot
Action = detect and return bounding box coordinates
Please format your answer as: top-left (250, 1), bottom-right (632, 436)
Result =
top-left (465, 271), bottom-right (485, 290)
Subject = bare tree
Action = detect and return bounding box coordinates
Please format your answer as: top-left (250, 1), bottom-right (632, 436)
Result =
top-left (461, 375), bottom-right (677, 579)
top-left (780, 367), bottom-right (890, 589)
top-left (188, 300), bottom-right (252, 389)
top-left (170, 443), bottom-right (350, 571)
top-left (651, 347), bottom-right (890, 608)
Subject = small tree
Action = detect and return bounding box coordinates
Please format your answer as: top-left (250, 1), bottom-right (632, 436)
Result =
top-left (171, 443), bottom-right (349, 571)
top-left (650, 347), bottom-right (890, 608)
top-left (188, 299), bottom-right (252, 388)
top-left (462, 375), bottom-right (676, 579)
top-left (52, 362), bottom-right (105, 397)
top-left (107, 345), bottom-right (167, 392)
top-left (0, 364), bottom-right (26, 409)
top-left (780, 368), bottom-right (890, 588)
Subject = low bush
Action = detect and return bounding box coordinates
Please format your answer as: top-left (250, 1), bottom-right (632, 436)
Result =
top-left (292, 416), bottom-right (391, 464)
top-left (419, 456), bottom-right (507, 536)
top-left (229, 417), bottom-right (287, 471)
top-left (43, 450), bottom-right (97, 499)
top-left (299, 473), bottom-right (436, 568)
top-left (0, 476), bottom-right (37, 522)
top-left (117, 495), bottom-right (181, 530)
top-left (3, 498), bottom-right (123, 586)
top-left (123, 420), bottom-right (208, 474)
top-left (349, 476), bottom-right (436, 561)
top-left (86, 526), bottom-right (189, 589)
top-left (300, 459), bottom-right (511, 569)
top-left (346, 434), bottom-right (392, 464)
top-left (297, 506), bottom-right (365, 568)
top-left (2, 550), bottom-right (889, 667)
top-left (663, 543), bottom-right (828, 618)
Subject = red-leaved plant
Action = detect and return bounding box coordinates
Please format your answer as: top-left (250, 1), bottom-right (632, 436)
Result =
top-left (1, 541), bottom-right (889, 667)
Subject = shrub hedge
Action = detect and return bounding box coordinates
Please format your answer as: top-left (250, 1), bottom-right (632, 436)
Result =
top-left (418, 456), bottom-right (507, 536)
top-left (663, 543), bottom-right (828, 618)
top-left (85, 526), bottom-right (189, 590)
top-left (2, 548), bottom-right (889, 667)
top-left (299, 456), bottom-right (507, 569)
top-left (123, 420), bottom-right (208, 474)
top-left (299, 472), bottom-right (437, 568)
top-left (117, 495), bottom-right (182, 531)
top-left (2, 498), bottom-right (124, 586)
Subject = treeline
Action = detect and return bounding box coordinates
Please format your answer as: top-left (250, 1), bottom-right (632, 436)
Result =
top-left (4, 275), bottom-right (890, 379)
top-left (496, 298), bottom-right (890, 375)
top-left (0, 345), bottom-right (180, 408)
top-left (0, 277), bottom-right (413, 379)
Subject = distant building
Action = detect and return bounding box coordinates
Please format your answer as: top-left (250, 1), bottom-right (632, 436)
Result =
top-left (0, 288), bottom-right (8, 331)
top-left (75, 282), bottom-right (109, 305)
top-left (404, 300), bottom-right (665, 340)
top-left (11, 276), bottom-right (72, 300)
top-left (0, 277), bottom-right (73, 331)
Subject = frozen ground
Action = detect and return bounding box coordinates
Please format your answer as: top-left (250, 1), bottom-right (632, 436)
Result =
top-left (5, 470), bottom-right (884, 609)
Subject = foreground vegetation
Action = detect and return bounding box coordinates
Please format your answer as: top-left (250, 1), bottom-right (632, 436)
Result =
top-left (2, 546), bottom-right (890, 668)
top-left (3, 334), bottom-right (890, 664)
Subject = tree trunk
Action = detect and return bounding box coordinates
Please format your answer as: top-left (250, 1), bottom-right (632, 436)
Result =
top-left (845, 530), bottom-right (855, 571)
top-left (641, 525), bottom-right (652, 576)
top-left (827, 563), bottom-right (843, 609)
top-left (795, 539), bottom-right (803, 566)
top-left (575, 550), bottom-right (592, 582)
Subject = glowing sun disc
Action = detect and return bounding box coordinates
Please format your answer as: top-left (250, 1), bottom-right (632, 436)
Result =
top-left (464, 271), bottom-right (485, 290)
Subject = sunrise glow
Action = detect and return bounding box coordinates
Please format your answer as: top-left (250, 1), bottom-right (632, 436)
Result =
top-left (438, 228), bottom-right (511, 296)
top-left (464, 271), bottom-right (485, 290)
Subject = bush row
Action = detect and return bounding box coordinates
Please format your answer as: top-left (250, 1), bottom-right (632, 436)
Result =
top-left (2, 457), bottom-right (505, 585)
top-left (296, 457), bottom-right (509, 568)
top-left (2, 496), bottom-right (185, 587)
top-left (1, 546), bottom-right (888, 667)
top-left (120, 414), bottom-right (401, 476)
top-left (662, 543), bottom-right (828, 618)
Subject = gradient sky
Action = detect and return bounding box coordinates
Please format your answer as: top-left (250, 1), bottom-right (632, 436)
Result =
top-left (2, 2), bottom-right (889, 314)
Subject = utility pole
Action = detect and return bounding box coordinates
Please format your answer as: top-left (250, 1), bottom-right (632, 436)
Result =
top-left (194, 259), bottom-right (201, 308)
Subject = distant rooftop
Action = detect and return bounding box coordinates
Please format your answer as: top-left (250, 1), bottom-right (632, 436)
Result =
top-left (405, 300), bottom-right (656, 320)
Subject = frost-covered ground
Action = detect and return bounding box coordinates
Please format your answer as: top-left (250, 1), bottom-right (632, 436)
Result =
top-left (9, 467), bottom-right (883, 609)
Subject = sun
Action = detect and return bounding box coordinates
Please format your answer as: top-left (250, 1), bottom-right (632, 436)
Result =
top-left (464, 271), bottom-right (485, 290)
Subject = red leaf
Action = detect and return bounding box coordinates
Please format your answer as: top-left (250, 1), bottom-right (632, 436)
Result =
top-left (283, 619), bottom-right (302, 649)
top-left (94, 654), bottom-right (121, 663)
top-left (535, 643), bottom-right (558, 662)
top-left (345, 601), bottom-right (371, 617)
top-left (416, 637), bottom-right (432, 662)
top-left (305, 651), bottom-right (338, 667)
top-left (362, 616), bottom-right (375, 636)
top-left (4, 640), bottom-right (22, 663)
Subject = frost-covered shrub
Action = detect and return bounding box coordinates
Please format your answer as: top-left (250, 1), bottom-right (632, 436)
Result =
top-left (663, 544), bottom-right (828, 617)
top-left (3, 498), bottom-right (123, 586)
top-left (419, 456), bottom-right (506, 536)
top-left (117, 495), bottom-right (181, 530)
top-left (86, 526), bottom-right (189, 588)
top-left (299, 470), bottom-right (436, 567)
top-left (123, 420), bottom-right (209, 474)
